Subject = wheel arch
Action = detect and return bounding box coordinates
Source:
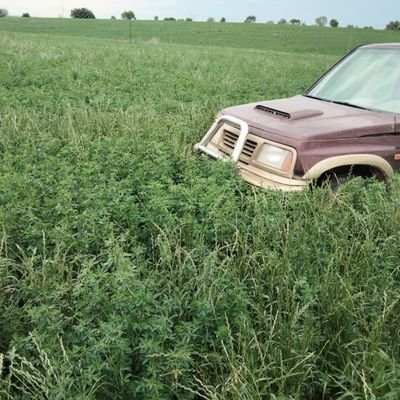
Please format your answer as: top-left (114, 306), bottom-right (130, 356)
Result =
top-left (302, 154), bottom-right (393, 183)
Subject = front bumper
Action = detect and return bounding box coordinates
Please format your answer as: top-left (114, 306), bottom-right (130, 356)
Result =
top-left (194, 116), bottom-right (310, 191)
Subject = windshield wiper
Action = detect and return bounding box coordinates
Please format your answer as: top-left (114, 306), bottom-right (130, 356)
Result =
top-left (304, 95), bottom-right (369, 110)
top-left (329, 100), bottom-right (368, 110)
top-left (304, 94), bottom-right (323, 100)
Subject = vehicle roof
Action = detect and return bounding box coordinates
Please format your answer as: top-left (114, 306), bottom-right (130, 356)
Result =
top-left (360, 43), bottom-right (400, 49)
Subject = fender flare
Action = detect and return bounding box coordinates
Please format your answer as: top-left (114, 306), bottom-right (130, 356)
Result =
top-left (303, 154), bottom-right (393, 181)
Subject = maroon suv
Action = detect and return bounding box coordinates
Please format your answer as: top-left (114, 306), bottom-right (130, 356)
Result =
top-left (195, 43), bottom-right (400, 190)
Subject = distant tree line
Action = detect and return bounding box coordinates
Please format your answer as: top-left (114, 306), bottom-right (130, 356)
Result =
top-left (0, 8), bottom-right (345, 29)
top-left (3, 6), bottom-right (395, 30)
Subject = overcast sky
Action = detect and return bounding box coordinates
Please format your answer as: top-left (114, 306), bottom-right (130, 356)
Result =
top-left (3, 0), bottom-right (398, 28)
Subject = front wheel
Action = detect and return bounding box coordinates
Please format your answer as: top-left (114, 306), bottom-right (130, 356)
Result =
top-left (325, 173), bottom-right (353, 191)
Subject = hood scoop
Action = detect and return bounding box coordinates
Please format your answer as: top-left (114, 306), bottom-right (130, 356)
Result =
top-left (255, 104), bottom-right (324, 121)
top-left (255, 105), bottom-right (290, 119)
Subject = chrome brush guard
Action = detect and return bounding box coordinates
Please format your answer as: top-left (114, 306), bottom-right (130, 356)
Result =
top-left (194, 116), bottom-right (249, 163)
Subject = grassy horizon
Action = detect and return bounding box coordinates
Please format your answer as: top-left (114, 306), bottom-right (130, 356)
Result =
top-left (1, 17), bottom-right (400, 55)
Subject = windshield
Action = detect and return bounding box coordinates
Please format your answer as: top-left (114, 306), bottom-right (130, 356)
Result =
top-left (307, 47), bottom-right (400, 114)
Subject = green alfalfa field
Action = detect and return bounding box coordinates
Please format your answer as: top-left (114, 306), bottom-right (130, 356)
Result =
top-left (1, 17), bottom-right (400, 399)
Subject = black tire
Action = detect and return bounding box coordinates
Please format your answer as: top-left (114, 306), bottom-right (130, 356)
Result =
top-left (326, 173), bottom-right (353, 191)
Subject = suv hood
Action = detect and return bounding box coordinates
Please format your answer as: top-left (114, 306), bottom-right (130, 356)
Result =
top-left (221, 95), bottom-right (396, 141)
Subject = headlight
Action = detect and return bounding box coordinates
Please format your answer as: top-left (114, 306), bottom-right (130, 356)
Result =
top-left (255, 143), bottom-right (293, 172)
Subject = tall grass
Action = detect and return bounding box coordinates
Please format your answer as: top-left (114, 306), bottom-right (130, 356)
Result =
top-left (1, 22), bottom-right (400, 399)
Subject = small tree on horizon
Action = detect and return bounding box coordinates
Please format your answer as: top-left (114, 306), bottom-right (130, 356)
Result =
top-left (220, 17), bottom-right (226, 23)
top-left (121, 10), bottom-right (135, 20)
top-left (70, 8), bottom-right (95, 19)
top-left (244, 15), bottom-right (256, 23)
top-left (290, 18), bottom-right (301, 25)
top-left (330, 18), bottom-right (339, 27)
top-left (0, 8), bottom-right (8, 17)
top-left (22, 12), bottom-right (30, 17)
top-left (277, 18), bottom-right (287, 24)
top-left (386, 20), bottom-right (400, 30)
top-left (315, 16), bottom-right (328, 27)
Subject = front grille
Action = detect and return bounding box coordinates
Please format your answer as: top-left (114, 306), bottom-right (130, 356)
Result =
top-left (222, 130), bottom-right (258, 158)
